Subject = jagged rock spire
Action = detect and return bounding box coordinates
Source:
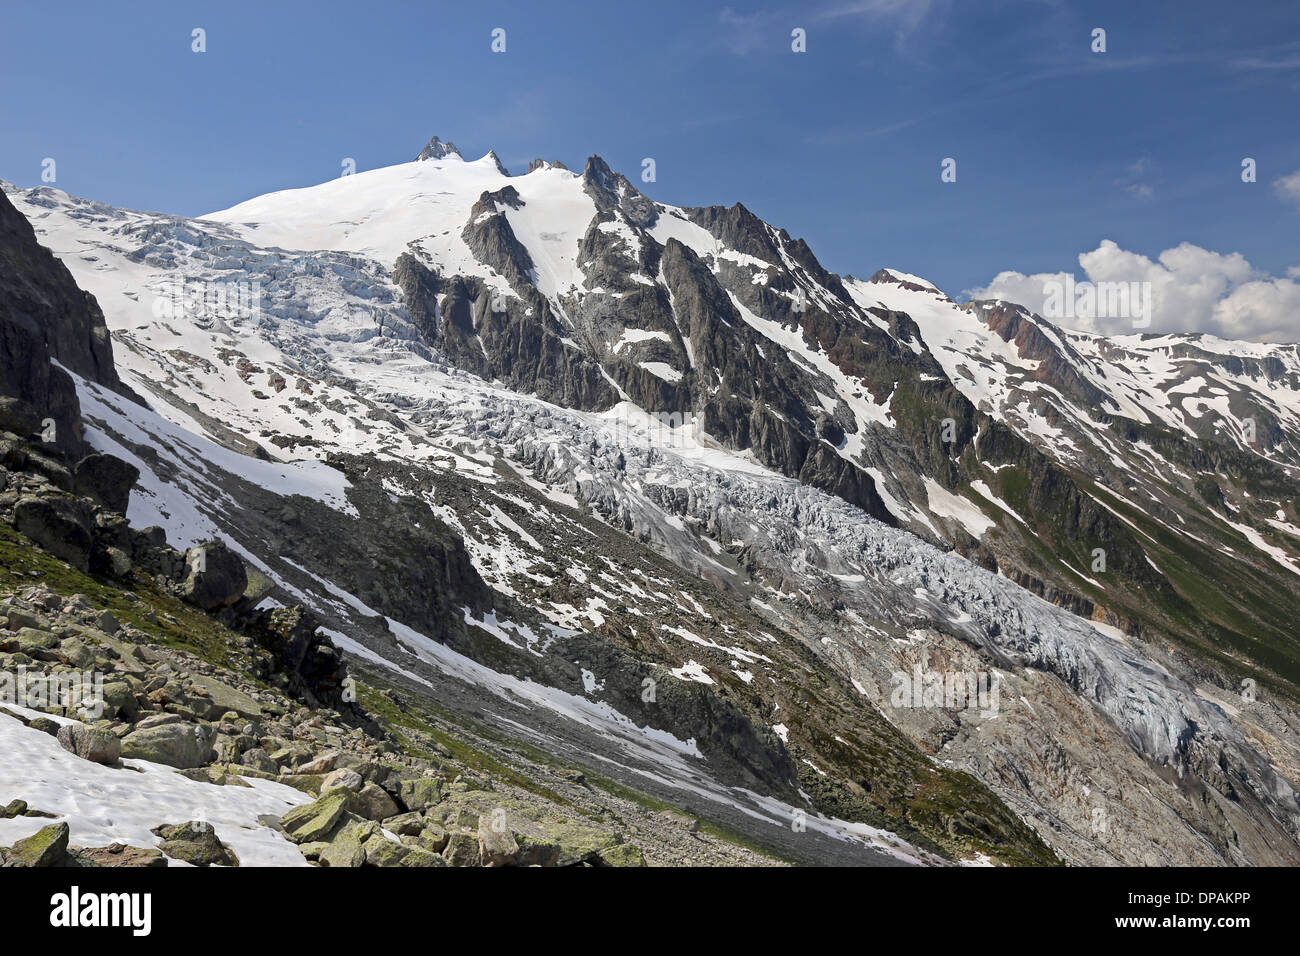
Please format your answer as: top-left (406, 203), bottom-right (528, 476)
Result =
top-left (484, 150), bottom-right (510, 176)
top-left (414, 136), bottom-right (462, 162)
top-left (581, 155), bottom-right (657, 228)
top-left (526, 158), bottom-right (569, 173)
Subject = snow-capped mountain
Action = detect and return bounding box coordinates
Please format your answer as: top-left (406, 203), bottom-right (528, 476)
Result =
top-left (3, 135), bottom-right (1300, 866)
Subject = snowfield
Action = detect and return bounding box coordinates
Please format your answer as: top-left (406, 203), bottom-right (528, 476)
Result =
top-left (0, 705), bottom-right (311, 866)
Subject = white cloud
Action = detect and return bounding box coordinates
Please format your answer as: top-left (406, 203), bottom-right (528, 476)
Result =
top-left (1274, 169), bottom-right (1300, 209)
top-left (965, 239), bottom-right (1300, 343)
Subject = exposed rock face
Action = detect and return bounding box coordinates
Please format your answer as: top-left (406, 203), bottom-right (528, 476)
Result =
top-left (0, 397), bottom-right (44, 441)
top-left (484, 150), bottom-right (510, 176)
top-left (242, 606), bottom-right (351, 710)
top-left (0, 189), bottom-right (134, 456)
top-left (392, 250), bottom-right (618, 411)
top-left (392, 254), bottom-right (488, 376)
top-left (582, 154), bottom-right (658, 228)
top-left (527, 158), bottom-right (568, 173)
top-left (413, 135), bottom-right (461, 162)
top-left (461, 186), bottom-right (535, 291)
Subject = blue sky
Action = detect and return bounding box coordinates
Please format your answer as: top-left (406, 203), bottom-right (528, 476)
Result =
top-left (2, 0), bottom-right (1299, 336)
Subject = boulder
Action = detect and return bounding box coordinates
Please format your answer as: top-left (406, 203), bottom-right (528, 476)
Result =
top-left (179, 540), bottom-right (248, 610)
top-left (363, 835), bottom-right (410, 866)
top-left (71, 843), bottom-right (167, 867)
top-left (248, 605), bottom-right (319, 672)
top-left (515, 834), bottom-right (563, 867)
top-left (151, 821), bottom-right (238, 867)
top-left (71, 453), bottom-right (139, 515)
top-left (397, 776), bottom-right (443, 812)
top-left (320, 768), bottom-right (363, 792)
top-left (104, 546), bottom-right (132, 577)
top-left (414, 824), bottom-right (449, 854)
top-left (101, 680), bottom-right (138, 720)
top-left (278, 788), bottom-right (350, 844)
top-left (1, 823), bottom-right (69, 867)
top-left (318, 819), bottom-right (376, 868)
top-left (383, 811), bottom-right (425, 836)
top-left (296, 751), bottom-right (339, 775)
top-left (478, 814), bottom-right (520, 867)
top-left (240, 747), bottom-right (278, 774)
top-left (12, 494), bottom-right (94, 571)
top-left (346, 782), bottom-right (400, 822)
top-left (0, 626), bottom-right (60, 656)
top-left (120, 721), bottom-right (214, 769)
top-left (176, 767), bottom-right (251, 788)
top-left (135, 712), bottom-right (183, 730)
top-left (28, 716), bottom-right (60, 736)
top-left (441, 829), bottom-right (480, 867)
top-left (400, 846), bottom-right (447, 867)
top-left (181, 672), bottom-right (263, 720)
top-left (56, 722), bottom-right (121, 765)
top-left (0, 396), bottom-right (43, 438)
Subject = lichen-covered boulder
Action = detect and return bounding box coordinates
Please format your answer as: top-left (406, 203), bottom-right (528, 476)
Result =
top-left (120, 721), bottom-right (215, 769)
top-left (56, 722), bottom-right (121, 765)
top-left (1, 822), bottom-right (70, 867)
top-left (278, 788), bottom-right (350, 844)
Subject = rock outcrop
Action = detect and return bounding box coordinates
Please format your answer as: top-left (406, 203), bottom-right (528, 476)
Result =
top-left (0, 189), bottom-right (136, 456)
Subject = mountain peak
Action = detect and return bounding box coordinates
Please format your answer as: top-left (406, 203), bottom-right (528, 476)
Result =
top-left (868, 268), bottom-right (944, 296)
top-left (483, 149), bottom-right (509, 176)
top-left (580, 155), bottom-right (658, 227)
top-left (527, 158), bottom-right (569, 174)
top-left (414, 135), bottom-right (462, 163)
top-left (581, 154), bottom-right (615, 187)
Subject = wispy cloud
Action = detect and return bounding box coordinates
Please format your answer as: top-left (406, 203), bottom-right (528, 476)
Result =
top-left (1119, 155), bottom-right (1157, 200)
top-left (1228, 40), bottom-right (1300, 71)
top-left (813, 0), bottom-right (942, 49)
top-left (713, 0), bottom-right (943, 58)
top-left (814, 0), bottom-right (936, 24)
top-left (717, 7), bottom-right (772, 56)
